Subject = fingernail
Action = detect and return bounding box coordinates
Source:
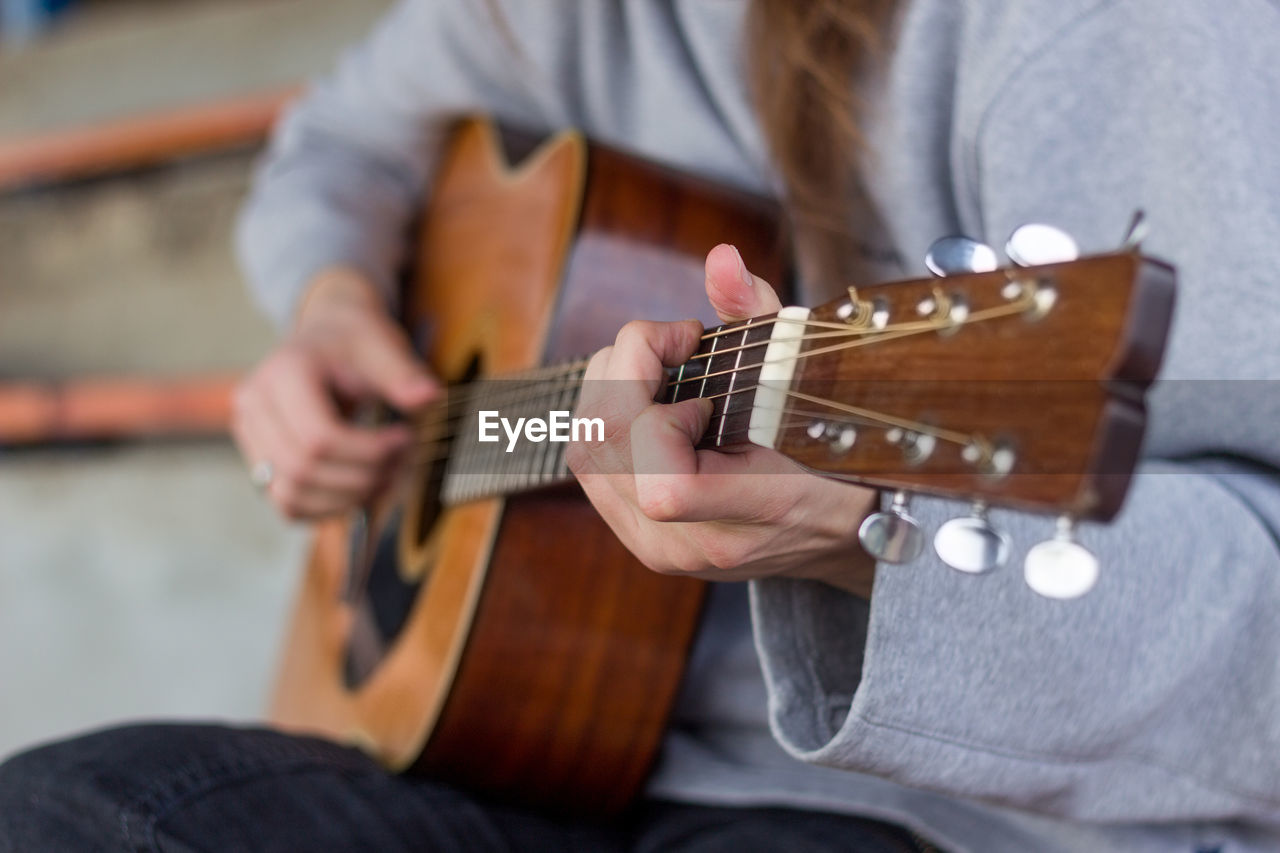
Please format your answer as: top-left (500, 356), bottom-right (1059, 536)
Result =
top-left (732, 245), bottom-right (753, 287)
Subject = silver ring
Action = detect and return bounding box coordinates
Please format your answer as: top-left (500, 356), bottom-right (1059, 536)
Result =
top-left (250, 460), bottom-right (274, 492)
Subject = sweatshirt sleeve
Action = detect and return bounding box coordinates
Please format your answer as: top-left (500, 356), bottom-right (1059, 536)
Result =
top-left (234, 0), bottom-right (546, 328)
top-left (750, 0), bottom-right (1280, 825)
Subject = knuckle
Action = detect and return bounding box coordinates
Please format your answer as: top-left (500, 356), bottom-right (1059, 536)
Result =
top-left (615, 321), bottom-right (651, 351)
top-left (581, 347), bottom-right (612, 385)
top-left (271, 484), bottom-right (305, 520)
top-left (637, 477), bottom-right (686, 522)
top-left (298, 427), bottom-right (334, 461)
top-left (700, 537), bottom-right (746, 571)
top-left (273, 453), bottom-right (306, 484)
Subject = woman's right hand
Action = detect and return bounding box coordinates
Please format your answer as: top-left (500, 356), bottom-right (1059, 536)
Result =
top-left (231, 268), bottom-right (438, 520)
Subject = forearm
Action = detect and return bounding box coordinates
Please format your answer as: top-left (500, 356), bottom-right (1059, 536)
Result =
top-left (235, 94), bottom-right (440, 329)
top-left (234, 0), bottom-right (525, 329)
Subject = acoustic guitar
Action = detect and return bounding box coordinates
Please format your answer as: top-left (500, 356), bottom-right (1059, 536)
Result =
top-left (268, 118), bottom-right (1175, 814)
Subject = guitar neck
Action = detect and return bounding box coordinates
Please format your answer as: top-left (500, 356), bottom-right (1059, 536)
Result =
top-left (435, 316), bottom-right (773, 505)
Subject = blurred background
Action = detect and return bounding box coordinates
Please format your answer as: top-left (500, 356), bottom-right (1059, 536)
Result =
top-left (0, 0), bottom-right (393, 760)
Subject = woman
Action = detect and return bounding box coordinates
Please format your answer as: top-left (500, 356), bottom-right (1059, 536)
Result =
top-left (2, 1), bottom-right (1278, 850)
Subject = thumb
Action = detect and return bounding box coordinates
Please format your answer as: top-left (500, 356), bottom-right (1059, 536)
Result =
top-left (704, 243), bottom-right (784, 324)
top-left (346, 314), bottom-right (439, 411)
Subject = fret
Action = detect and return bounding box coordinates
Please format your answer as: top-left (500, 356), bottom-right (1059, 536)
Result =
top-left (476, 379), bottom-right (501, 500)
top-left (531, 381), bottom-right (555, 488)
top-left (443, 380), bottom-right (481, 504)
top-left (699, 330), bottom-right (721, 401)
top-left (483, 379), bottom-right (503, 499)
top-left (716, 319), bottom-right (752, 447)
top-left (551, 365), bottom-right (582, 481)
top-left (499, 380), bottom-right (517, 494)
top-left (667, 332), bottom-right (709, 404)
top-left (672, 359), bottom-right (689, 401)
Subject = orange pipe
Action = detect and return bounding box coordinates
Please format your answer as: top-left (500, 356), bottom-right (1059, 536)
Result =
top-left (0, 87), bottom-right (297, 192)
top-left (0, 374), bottom-right (239, 445)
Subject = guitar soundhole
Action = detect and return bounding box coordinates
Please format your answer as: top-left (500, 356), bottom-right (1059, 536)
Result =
top-left (341, 355), bottom-right (479, 689)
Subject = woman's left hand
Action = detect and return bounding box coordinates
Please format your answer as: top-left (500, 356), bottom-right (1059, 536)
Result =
top-left (567, 244), bottom-right (879, 596)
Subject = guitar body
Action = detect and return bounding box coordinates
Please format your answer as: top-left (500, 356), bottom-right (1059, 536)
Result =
top-left (269, 120), bottom-right (790, 814)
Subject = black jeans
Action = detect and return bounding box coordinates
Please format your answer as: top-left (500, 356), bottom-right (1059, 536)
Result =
top-left (0, 723), bottom-right (928, 852)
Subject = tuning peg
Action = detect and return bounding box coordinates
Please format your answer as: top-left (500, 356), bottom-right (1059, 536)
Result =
top-left (1024, 516), bottom-right (1099, 600)
top-left (933, 501), bottom-right (1010, 575)
top-left (858, 490), bottom-right (925, 564)
top-left (1005, 224), bottom-right (1080, 267)
top-left (925, 236), bottom-right (999, 277)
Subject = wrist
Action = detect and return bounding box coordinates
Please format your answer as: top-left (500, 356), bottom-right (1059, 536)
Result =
top-left (294, 267), bottom-right (387, 331)
top-left (794, 547), bottom-right (878, 599)
top-left (790, 487), bottom-right (881, 598)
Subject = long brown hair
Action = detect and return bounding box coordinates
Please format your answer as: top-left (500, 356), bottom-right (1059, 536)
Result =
top-left (747, 0), bottom-right (898, 290)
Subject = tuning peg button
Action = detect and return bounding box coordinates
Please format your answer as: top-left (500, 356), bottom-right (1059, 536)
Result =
top-left (1024, 516), bottom-right (1099, 600)
top-left (934, 502), bottom-right (1010, 574)
top-left (925, 236), bottom-right (999, 277)
top-left (859, 490), bottom-right (925, 564)
top-left (1005, 224), bottom-right (1079, 267)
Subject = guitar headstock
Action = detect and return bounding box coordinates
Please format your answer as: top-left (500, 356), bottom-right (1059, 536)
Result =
top-left (767, 250), bottom-right (1174, 515)
top-left (739, 240), bottom-right (1176, 597)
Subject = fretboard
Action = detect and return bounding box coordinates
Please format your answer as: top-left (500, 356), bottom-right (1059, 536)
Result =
top-left (437, 316), bottom-right (774, 506)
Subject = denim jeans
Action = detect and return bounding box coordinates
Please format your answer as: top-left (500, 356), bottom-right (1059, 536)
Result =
top-left (0, 723), bottom-right (930, 852)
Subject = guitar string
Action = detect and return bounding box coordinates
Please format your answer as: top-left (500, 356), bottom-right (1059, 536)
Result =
top-left (460, 285), bottom-right (1033, 394)
top-left (408, 390), bottom-right (983, 476)
top-left (410, 353), bottom-right (966, 463)
top-left (407, 311), bottom-right (884, 436)
top-left (408, 292), bottom-right (1034, 445)
top-left (664, 294), bottom-right (1035, 393)
top-left (430, 407), bottom-right (982, 502)
top-left (422, 348), bottom-right (1015, 501)
top-left (409, 375), bottom-right (796, 452)
top-left (403, 315), bottom-right (927, 437)
top-left (431, 419), bottom-right (820, 499)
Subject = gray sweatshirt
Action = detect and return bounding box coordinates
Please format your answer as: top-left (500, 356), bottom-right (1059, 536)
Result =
top-left (236, 2), bottom-right (1280, 851)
